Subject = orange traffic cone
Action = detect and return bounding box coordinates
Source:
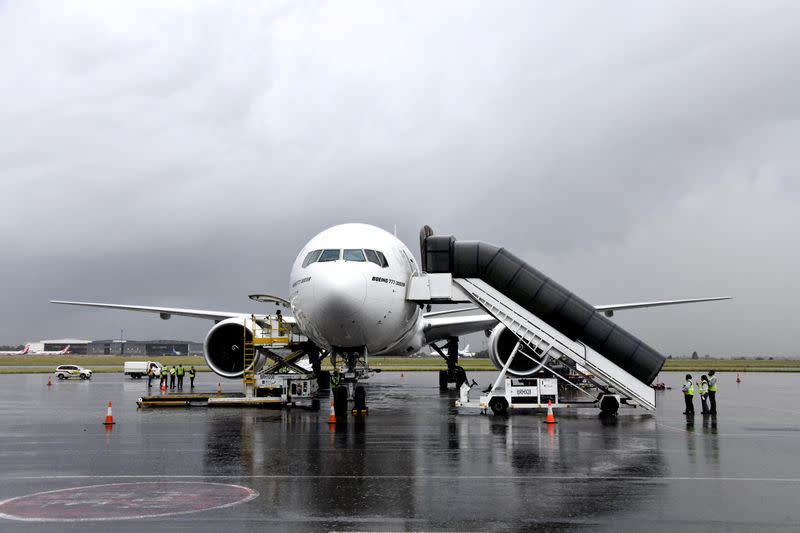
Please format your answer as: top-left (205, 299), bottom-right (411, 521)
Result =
top-left (328, 399), bottom-right (337, 424)
top-left (47, 377), bottom-right (52, 387)
top-left (544, 400), bottom-right (557, 424)
top-left (103, 401), bottom-right (115, 426)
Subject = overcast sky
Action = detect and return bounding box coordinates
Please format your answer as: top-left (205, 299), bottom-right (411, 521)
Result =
top-left (2, 1), bottom-right (799, 356)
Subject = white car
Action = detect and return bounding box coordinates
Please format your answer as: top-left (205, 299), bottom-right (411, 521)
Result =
top-left (54, 365), bottom-right (92, 380)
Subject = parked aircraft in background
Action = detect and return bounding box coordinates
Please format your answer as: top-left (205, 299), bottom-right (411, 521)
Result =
top-left (0, 345), bottom-right (30, 355)
top-left (1, 344), bottom-right (70, 355)
top-left (423, 343), bottom-right (475, 358)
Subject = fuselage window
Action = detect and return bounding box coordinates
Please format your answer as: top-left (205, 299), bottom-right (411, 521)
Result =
top-left (364, 249), bottom-right (381, 266)
top-left (343, 249), bottom-right (366, 262)
top-left (302, 249), bottom-right (323, 267)
top-left (318, 249), bottom-right (341, 262)
top-left (376, 251), bottom-right (389, 268)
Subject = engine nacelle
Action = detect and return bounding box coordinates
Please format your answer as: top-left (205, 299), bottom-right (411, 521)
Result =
top-left (488, 324), bottom-right (545, 377)
top-left (203, 317), bottom-right (265, 378)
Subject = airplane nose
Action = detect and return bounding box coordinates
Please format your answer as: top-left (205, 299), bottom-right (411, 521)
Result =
top-left (314, 267), bottom-right (367, 318)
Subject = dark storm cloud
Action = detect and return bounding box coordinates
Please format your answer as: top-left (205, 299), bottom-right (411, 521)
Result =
top-left (1, 1), bottom-right (799, 356)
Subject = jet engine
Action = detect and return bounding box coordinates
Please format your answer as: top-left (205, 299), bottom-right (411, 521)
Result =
top-left (488, 324), bottom-right (547, 377)
top-left (203, 317), bottom-right (265, 378)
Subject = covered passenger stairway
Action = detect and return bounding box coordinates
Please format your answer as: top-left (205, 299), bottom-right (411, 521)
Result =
top-left (408, 230), bottom-right (663, 412)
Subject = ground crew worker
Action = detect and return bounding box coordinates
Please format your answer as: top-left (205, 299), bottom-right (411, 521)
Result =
top-left (169, 365), bottom-right (176, 389)
top-left (188, 366), bottom-right (196, 388)
top-left (330, 370), bottom-right (341, 389)
top-left (708, 369), bottom-right (718, 415)
top-left (681, 373), bottom-right (695, 414)
top-left (699, 375), bottom-right (710, 414)
top-left (177, 364), bottom-right (185, 389)
top-left (147, 365), bottom-right (153, 388)
top-left (160, 366), bottom-right (167, 388)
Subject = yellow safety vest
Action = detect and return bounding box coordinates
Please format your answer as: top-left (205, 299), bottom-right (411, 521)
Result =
top-left (684, 380), bottom-right (694, 396)
top-left (708, 376), bottom-right (717, 392)
top-left (699, 381), bottom-right (708, 395)
top-left (169, 367), bottom-right (176, 375)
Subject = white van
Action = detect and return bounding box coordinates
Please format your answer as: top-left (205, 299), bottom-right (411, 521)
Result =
top-left (124, 361), bottom-right (163, 379)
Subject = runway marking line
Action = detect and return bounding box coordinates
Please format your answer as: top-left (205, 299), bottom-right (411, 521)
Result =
top-left (0, 481), bottom-right (258, 522)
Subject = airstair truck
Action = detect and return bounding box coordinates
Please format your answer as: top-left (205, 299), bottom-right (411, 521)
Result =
top-left (410, 233), bottom-right (665, 414)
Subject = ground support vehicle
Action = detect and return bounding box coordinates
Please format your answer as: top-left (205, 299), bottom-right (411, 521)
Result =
top-left (124, 361), bottom-right (162, 379)
top-left (54, 365), bottom-right (92, 380)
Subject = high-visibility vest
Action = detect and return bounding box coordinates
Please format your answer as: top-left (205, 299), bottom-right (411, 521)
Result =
top-left (169, 367), bottom-right (176, 375)
top-left (684, 380), bottom-right (694, 396)
top-left (708, 376), bottom-right (717, 392)
top-left (189, 369), bottom-right (196, 377)
top-left (699, 381), bottom-right (708, 395)
top-left (177, 367), bottom-right (184, 376)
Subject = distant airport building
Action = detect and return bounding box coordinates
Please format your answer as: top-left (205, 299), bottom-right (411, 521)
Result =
top-left (39, 339), bottom-right (91, 354)
top-left (86, 340), bottom-right (202, 356)
top-left (25, 339), bottom-right (202, 356)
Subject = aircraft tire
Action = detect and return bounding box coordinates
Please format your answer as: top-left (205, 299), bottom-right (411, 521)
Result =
top-left (438, 370), bottom-right (448, 390)
top-left (354, 385), bottom-right (366, 412)
top-left (334, 386), bottom-right (348, 419)
top-left (455, 366), bottom-right (467, 388)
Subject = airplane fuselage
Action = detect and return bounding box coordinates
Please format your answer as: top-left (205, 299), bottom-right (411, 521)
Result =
top-left (289, 224), bottom-right (426, 357)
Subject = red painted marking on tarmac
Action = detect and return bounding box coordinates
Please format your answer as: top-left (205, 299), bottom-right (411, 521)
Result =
top-left (0, 481), bottom-right (258, 522)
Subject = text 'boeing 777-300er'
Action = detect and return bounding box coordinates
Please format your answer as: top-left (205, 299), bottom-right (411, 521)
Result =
top-left (52, 223), bottom-right (729, 408)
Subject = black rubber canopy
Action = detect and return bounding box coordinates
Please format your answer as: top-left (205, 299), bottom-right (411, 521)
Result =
top-left (424, 235), bottom-right (665, 384)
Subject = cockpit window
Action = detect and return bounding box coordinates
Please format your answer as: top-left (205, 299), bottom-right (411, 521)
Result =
top-left (365, 249), bottom-right (388, 267)
top-left (376, 250), bottom-right (389, 268)
top-left (318, 249), bottom-right (341, 262)
top-left (364, 249), bottom-right (381, 266)
top-left (302, 249), bottom-right (323, 267)
top-left (343, 249), bottom-right (366, 262)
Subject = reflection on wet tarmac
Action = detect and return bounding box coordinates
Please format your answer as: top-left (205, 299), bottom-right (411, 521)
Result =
top-left (197, 374), bottom-right (668, 527)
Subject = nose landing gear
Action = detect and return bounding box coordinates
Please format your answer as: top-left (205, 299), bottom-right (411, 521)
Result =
top-left (329, 346), bottom-right (371, 421)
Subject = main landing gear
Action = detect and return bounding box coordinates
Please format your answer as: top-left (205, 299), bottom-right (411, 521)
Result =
top-left (431, 337), bottom-right (468, 391)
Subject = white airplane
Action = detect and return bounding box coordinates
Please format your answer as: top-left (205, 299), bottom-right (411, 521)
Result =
top-left (51, 223), bottom-right (730, 389)
top-left (424, 344), bottom-right (474, 358)
top-left (0, 344), bottom-right (30, 355)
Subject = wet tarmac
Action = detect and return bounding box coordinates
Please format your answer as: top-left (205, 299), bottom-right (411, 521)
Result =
top-left (0, 370), bottom-right (798, 531)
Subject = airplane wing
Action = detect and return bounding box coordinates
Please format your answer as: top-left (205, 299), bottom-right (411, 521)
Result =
top-left (422, 306), bottom-right (480, 318)
top-left (594, 296), bottom-right (732, 316)
top-left (49, 300), bottom-right (297, 325)
top-left (423, 296), bottom-right (732, 342)
top-left (423, 314), bottom-right (498, 344)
